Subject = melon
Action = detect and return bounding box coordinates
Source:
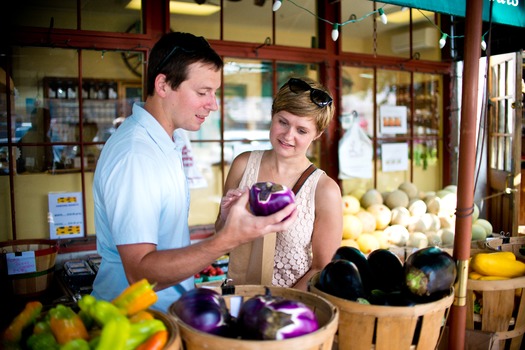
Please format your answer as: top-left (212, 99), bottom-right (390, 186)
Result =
top-left (424, 194), bottom-right (441, 215)
top-left (472, 203), bottom-right (480, 221)
top-left (439, 192), bottom-right (457, 217)
top-left (355, 210), bottom-right (377, 234)
top-left (372, 230), bottom-right (390, 249)
top-left (406, 232), bottom-right (429, 249)
top-left (474, 218), bottom-right (493, 237)
top-left (436, 189), bottom-right (453, 199)
top-left (408, 199), bottom-right (427, 217)
top-left (342, 214), bottom-right (363, 240)
top-left (384, 224), bottom-right (410, 246)
top-left (342, 195), bottom-right (361, 215)
top-left (390, 206), bottom-right (412, 227)
top-left (367, 204), bottom-right (392, 230)
top-left (439, 228), bottom-right (455, 246)
top-left (350, 188), bottom-right (367, 200)
top-left (398, 181), bottom-right (419, 199)
top-left (341, 238), bottom-right (360, 249)
top-left (357, 233), bottom-right (381, 254)
top-left (360, 189), bottom-right (383, 209)
top-left (385, 190), bottom-right (409, 209)
top-left (439, 215), bottom-right (455, 230)
top-left (443, 185), bottom-right (457, 193)
top-left (425, 231), bottom-right (443, 247)
top-left (471, 224), bottom-right (487, 241)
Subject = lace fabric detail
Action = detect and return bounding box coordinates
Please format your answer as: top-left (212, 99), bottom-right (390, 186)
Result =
top-left (239, 150), bottom-right (322, 287)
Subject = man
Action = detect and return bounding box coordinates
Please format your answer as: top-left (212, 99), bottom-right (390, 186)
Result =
top-left (92, 32), bottom-right (297, 311)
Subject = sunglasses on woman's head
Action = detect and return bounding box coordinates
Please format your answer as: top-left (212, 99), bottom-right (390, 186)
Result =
top-left (287, 78), bottom-right (333, 108)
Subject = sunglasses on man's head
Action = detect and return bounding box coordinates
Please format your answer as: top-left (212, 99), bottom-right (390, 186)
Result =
top-left (287, 78), bottom-right (333, 108)
top-left (154, 36), bottom-right (210, 74)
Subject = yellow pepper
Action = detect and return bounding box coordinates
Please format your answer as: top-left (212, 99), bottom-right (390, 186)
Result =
top-left (112, 279), bottom-right (158, 316)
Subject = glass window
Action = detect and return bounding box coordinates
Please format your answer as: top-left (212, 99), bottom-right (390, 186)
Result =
top-left (11, 0), bottom-right (142, 33)
top-left (223, 1), bottom-right (272, 43)
top-left (275, 0), bottom-right (317, 48)
top-left (170, 0), bottom-right (221, 40)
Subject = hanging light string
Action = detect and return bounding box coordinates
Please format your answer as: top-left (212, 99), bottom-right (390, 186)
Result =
top-left (272, 0), bottom-right (387, 41)
top-left (416, 9), bottom-right (489, 51)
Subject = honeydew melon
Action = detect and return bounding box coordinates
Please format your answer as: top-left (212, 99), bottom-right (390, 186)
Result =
top-left (342, 214), bottom-right (363, 240)
top-left (342, 195), bottom-right (361, 215)
top-left (357, 233), bottom-right (381, 254)
top-left (355, 210), bottom-right (377, 234)
top-left (367, 204), bottom-right (392, 230)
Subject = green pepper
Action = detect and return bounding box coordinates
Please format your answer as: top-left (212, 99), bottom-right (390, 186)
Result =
top-left (26, 332), bottom-right (59, 350)
top-left (77, 310), bottom-right (93, 330)
top-left (33, 320), bottom-right (52, 335)
top-left (60, 338), bottom-right (90, 350)
top-left (124, 319), bottom-right (167, 350)
top-left (97, 315), bottom-right (130, 350)
top-left (78, 295), bottom-right (123, 326)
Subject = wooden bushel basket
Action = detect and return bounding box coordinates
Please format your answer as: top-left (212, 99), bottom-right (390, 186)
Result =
top-left (467, 236), bottom-right (525, 350)
top-left (0, 239), bottom-right (59, 296)
top-left (168, 284), bottom-right (339, 350)
top-left (309, 272), bottom-right (454, 350)
top-left (150, 310), bottom-right (182, 350)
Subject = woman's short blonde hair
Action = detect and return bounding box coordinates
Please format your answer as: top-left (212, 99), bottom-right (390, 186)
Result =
top-left (271, 77), bottom-right (335, 134)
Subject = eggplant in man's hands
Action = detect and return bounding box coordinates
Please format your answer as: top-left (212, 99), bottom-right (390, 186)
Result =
top-left (249, 182), bottom-right (295, 216)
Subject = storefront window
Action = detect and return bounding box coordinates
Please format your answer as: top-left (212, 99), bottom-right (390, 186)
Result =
top-left (11, 0), bottom-right (142, 33)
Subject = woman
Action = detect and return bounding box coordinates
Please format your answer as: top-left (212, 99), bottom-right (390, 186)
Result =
top-left (215, 77), bottom-right (343, 290)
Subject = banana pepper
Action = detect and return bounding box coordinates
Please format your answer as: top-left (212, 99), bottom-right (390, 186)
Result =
top-left (125, 318), bottom-right (167, 350)
top-left (48, 304), bottom-right (89, 345)
top-left (112, 279), bottom-right (158, 316)
top-left (2, 300), bottom-right (43, 343)
top-left (78, 295), bottom-right (123, 326)
top-left (96, 315), bottom-right (130, 350)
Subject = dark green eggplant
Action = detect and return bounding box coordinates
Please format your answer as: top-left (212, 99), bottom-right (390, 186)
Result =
top-left (316, 259), bottom-right (366, 301)
top-left (367, 248), bottom-right (404, 293)
top-left (403, 246), bottom-right (457, 298)
top-left (332, 246), bottom-right (374, 293)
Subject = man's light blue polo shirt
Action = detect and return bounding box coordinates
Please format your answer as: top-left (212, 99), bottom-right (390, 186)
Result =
top-left (92, 103), bottom-right (194, 312)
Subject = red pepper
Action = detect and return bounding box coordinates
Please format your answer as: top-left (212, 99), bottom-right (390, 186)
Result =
top-left (48, 304), bottom-right (89, 345)
top-left (135, 330), bottom-right (169, 350)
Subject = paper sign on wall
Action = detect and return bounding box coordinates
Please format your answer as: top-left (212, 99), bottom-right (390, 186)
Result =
top-left (48, 192), bottom-right (84, 239)
top-left (380, 105), bottom-right (407, 134)
top-left (381, 143), bottom-right (409, 172)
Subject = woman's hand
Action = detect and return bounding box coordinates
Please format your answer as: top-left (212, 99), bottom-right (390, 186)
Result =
top-left (219, 188), bottom-right (244, 220)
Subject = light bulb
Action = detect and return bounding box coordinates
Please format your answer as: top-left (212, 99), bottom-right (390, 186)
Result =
top-left (439, 33), bottom-right (448, 49)
top-left (378, 8), bottom-right (387, 24)
top-left (331, 24), bottom-right (339, 41)
top-left (481, 39), bottom-right (487, 51)
top-left (272, 0), bottom-right (282, 11)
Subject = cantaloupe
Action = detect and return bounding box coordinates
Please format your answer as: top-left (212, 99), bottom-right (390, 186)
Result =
top-left (357, 233), bottom-right (380, 254)
top-left (471, 224), bottom-right (487, 241)
top-left (390, 206), bottom-right (412, 227)
top-left (360, 189), bottom-right (383, 209)
top-left (385, 190), bottom-right (409, 209)
top-left (342, 195), bottom-right (361, 215)
top-left (398, 181), bottom-right (419, 199)
top-left (474, 218), bottom-right (493, 237)
top-left (424, 194), bottom-right (441, 215)
top-left (367, 204), bottom-right (392, 230)
top-left (355, 210), bottom-right (377, 234)
top-left (342, 214), bottom-right (363, 240)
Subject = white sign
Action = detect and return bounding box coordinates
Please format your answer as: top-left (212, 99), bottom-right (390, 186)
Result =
top-left (381, 143), bottom-right (409, 172)
top-left (380, 105), bottom-right (407, 134)
top-left (48, 192), bottom-right (84, 239)
top-left (6, 251), bottom-right (36, 275)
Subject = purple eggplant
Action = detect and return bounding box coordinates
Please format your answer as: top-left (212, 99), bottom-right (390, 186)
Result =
top-left (249, 182), bottom-right (295, 216)
top-left (237, 287), bottom-right (319, 340)
top-left (171, 287), bottom-right (234, 336)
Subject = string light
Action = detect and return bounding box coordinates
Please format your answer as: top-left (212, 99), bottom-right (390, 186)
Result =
top-left (331, 23), bottom-right (339, 41)
top-left (272, 0), bottom-right (282, 12)
top-left (438, 33), bottom-right (448, 49)
top-left (481, 35), bottom-right (487, 51)
top-left (378, 8), bottom-right (387, 24)
top-left (272, 0), bottom-right (387, 41)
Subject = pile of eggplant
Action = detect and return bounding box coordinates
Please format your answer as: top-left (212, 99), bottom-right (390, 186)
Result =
top-left (315, 246), bottom-right (457, 306)
top-left (171, 287), bottom-right (319, 340)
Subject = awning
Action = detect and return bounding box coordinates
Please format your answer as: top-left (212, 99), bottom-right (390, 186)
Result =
top-left (374, 0), bottom-right (525, 27)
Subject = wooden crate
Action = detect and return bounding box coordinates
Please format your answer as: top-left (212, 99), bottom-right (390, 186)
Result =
top-left (168, 285), bottom-right (339, 350)
top-left (309, 272), bottom-right (454, 350)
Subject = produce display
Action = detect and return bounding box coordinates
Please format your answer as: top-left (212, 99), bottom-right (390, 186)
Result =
top-left (249, 182), bottom-right (295, 216)
top-left (316, 246), bottom-right (457, 306)
top-left (469, 251), bottom-right (525, 279)
top-left (1, 279), bottom-right (167, 350)
top-left (171, 287), bottom-right (319, 340)
top-left (341, 182), bottom-right (495, 255)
